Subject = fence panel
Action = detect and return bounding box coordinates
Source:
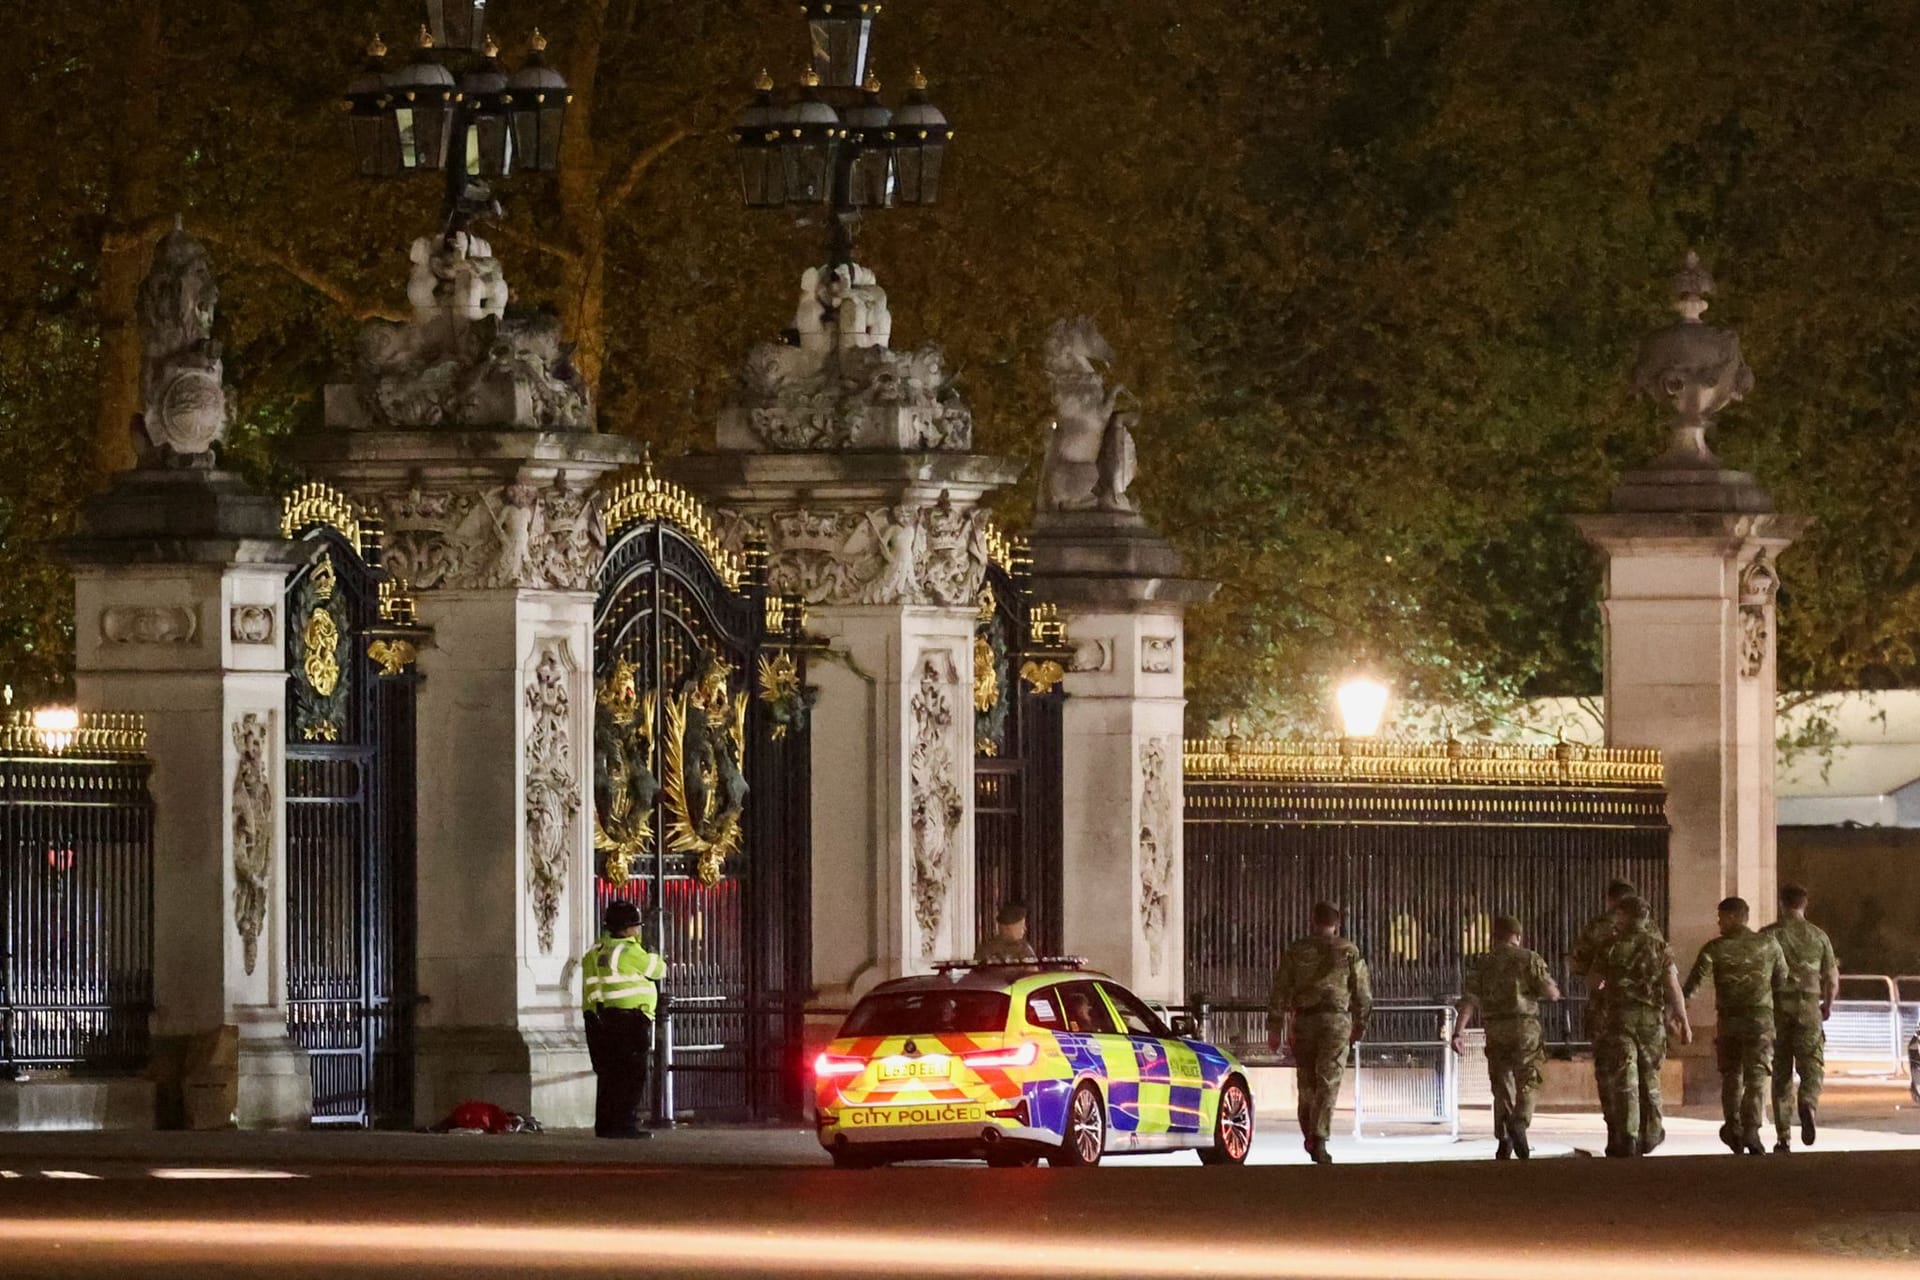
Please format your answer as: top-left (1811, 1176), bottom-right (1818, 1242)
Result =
top-left (1352, 1004), bottom-right (1458, 1139)
top-left (0, 714), bottom-right (154, 1076)
top-left (1825, 975), bottom-right (1905, 1077)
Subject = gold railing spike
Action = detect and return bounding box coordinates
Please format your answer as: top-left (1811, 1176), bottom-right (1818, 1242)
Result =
top-left (1181, 734), bottom-right (1663, 788)
top-left (599, 460), bottom-right (745, 590)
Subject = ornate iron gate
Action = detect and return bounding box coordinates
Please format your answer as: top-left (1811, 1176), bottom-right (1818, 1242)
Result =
top-left (972, 532), bottom-right (1068, 957)
top-left (282, 485), bottom-right (421, 1128)
top-left (592, 466), bottom-right (812, 1123)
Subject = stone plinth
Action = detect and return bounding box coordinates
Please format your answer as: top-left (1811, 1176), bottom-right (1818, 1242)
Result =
top-left (61, 469), bottom-right (312, 1129)
top-left (296, 428), bottom-right (640, 1126)
top-left (1576, 475), bottom-right (1807, 1030)
top-left (1030, 511), bottom-right (1215, 1001)
top-left (673, 451), bottom-right (1022, 1002)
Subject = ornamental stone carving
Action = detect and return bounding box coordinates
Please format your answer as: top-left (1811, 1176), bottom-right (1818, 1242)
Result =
top-left (135, 223), bottom-right (232, 465)
top-left (231, 712), bottom-right (273, 976)
top-left (716, 265), bottom-right (972, 453)
top-left (909, 653), bottom-right (966, 960)
top-left (1632, 252), bottom-right (1754, 466)
top-left (1138, 736), bottom-right (1175, 977)
top-left (1070, 637), bottom-right (1113, 674)
top-left (716, 493), bottom-right (989, 608)
top-left (525, 643), bottom-right (581, 954)
top-left (374, 481), bottom-right (605, 592)
top-left (1738, 550), bottom-right (1780, 679)
top-left (329, 233), bottom-right (591, 432)
top-left (100, 605), bottom-right (199, 646)
top-left (1040, 316), bottom-right (1138, 514)
top-left (1141, 635), bottom-right (1177, 674)
top-left (229, 605), bottom-right (275, 646)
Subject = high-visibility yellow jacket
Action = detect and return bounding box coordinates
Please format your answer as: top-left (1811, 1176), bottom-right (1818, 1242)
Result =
top-left (581, 933), bottom-right (668, 1016)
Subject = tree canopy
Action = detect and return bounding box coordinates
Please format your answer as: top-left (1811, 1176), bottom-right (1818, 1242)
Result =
top-left (8, 0), bottom-right (1920, 729)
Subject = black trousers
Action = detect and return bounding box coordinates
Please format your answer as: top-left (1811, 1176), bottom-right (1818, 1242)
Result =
top-left (584, 1007), bottom-right (653, 1136)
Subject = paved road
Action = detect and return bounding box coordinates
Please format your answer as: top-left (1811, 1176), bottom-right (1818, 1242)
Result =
top-left (1, 1147), bottom-right (1918, 1278)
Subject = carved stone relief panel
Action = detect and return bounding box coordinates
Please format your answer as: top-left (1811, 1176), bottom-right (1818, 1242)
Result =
top-left (231, 712), bottom-right (273, 976)
top-left (1138, 737), bottom-right (1175, 977)
top-left (909, 651), bottom-right (966, 959)
top-left (525, 642), bottom-right (582, 954)
top-left (716, 496), bottom-right (990, 609)
top-left (101, 606), bottom-right (199, 646)
top-left (1141, 635), bottom-right (1177, 674)
top-left (372, 482), bottom-right (606, 593)
top-left (229, 605), bottom-right (275, 646)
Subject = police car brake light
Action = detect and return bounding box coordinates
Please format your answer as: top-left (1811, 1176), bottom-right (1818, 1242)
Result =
top-left (961, 1040), bottom-right (1038, 1068)
top-left (814, 1052), bottom-right (865, 1078)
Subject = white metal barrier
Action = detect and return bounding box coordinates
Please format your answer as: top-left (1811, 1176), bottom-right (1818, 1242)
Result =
top-left (1825, 975), bottom-right (1907, 1078)
top-left (1455, 1027), bottom-right (1491, 1108)
top-left (1352, 1005), bottom-right (1459, 1140)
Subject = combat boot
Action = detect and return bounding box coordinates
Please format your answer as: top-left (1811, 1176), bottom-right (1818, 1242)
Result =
top-left (1509, 1121), bottom-right (1531, 1161)
top-left (1774, 1136), bottom-right (1791, 1155)
top-left (1799, 1102), bottom-right (1817, 1147)
top-left (1718, 1123), bottom-right (1742, 1155)
top-left (1495, 1138), bottom-right (1512, 1160)
top-left (1306, 1138), bottom-right (1333, 1165)
top-left (1742, 1128), bottom-right (1766, 1155)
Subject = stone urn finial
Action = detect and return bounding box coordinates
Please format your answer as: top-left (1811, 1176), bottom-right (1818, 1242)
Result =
top-left (1630, 250), bottom-right (1754, 469)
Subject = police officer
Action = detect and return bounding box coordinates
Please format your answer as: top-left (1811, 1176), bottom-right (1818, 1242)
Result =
top-left (1452, 916), bottom-right (1561, 1160)
top-left (1266, 901), bottom-right (1372, 1165)
top-left (974, 902), bottom-right (1039, 965)
top-left (582, 899), bottom-right (668, 1139)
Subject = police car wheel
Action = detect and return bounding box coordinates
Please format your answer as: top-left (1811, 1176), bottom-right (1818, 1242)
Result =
top-left (1050, 1084), bottom-right (1106, 1167)
top-left (1197, 1077), bottom-right (1254, 1166)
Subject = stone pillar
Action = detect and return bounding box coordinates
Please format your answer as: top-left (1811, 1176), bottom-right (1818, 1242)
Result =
top-left (300, 430), bottom-right (638, 1127)
top-left (64, 470), bottom-right (312, 1128)
top-left (1575, 254), bottom-right (1807, 1029)
top-left (675, 454), bottom-right (1020, 1002)
top-left (1029, 512), bottom-right (1215, 1002)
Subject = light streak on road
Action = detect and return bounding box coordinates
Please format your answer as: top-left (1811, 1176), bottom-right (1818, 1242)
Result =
top-left (0, 1216), bottom-right (1905, 1279)
top-left (146, 1168), bottom-right (306, 1180)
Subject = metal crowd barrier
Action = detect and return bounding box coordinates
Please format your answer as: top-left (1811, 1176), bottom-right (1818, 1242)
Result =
top-left (1350, 1004), bottom-right (1459, 1140)
top-left (1826, 975), bottom-right (1909, 1079)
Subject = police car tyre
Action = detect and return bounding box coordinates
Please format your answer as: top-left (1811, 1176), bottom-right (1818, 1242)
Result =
top-left (1197, 1076), bottom-right (1254, 1166)
top-left (1051, 1083), bottom-right (1105, 1167)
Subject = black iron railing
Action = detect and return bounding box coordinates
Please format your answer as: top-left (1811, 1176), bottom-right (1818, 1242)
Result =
top-left (0, 714), bottom-right (154, 1075)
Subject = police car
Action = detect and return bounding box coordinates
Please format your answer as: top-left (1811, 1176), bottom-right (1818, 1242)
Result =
top-left (813, 960), bottom-right (1254, 1168)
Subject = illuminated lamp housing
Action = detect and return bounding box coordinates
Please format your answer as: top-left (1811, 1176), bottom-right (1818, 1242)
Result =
top-left (506, 29), bottom-right (571, 174)
top-left (890, 69), bottom-right (951, 207)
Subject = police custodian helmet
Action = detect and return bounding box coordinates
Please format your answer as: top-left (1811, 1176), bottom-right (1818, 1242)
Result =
top-left (603, 899), bottom-right (642, 933)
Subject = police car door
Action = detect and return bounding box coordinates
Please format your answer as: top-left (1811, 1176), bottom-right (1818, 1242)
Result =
top-left (1051, 979), bottom-right (1137, 1136)
top-left (1099, 981), bottom-right (1204, 1137)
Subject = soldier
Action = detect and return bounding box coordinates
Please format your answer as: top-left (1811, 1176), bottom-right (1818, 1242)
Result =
top-left (974, 902), bottom-right (1039, 965)
top-left (1762, 882), bottom-right (1839, 1152)
top-left (1452, 916), bottom-right (1561, 1160)
top-left (1266, 901), bottom-right (1372, 1165)
top-left (1590, 894), bottom-right (1691, 1157)
top-left (1683, 897), bottom-right (1789, 1155)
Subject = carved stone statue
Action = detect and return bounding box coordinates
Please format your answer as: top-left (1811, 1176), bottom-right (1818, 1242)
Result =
top-left (1631, 252), bottom-right (1754, 467)
top-left (1040, 316), bottom-right (1137, 513)
top-left (331, 234), bottom-right (591, 431)
top-left (717, 263), bottom-right (971, 452)
top-left (134, 222), bottom-right (232, 466)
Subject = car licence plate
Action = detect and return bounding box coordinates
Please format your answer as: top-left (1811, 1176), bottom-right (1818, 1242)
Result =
top-left (878, 1058), bottom-right (947, 1080)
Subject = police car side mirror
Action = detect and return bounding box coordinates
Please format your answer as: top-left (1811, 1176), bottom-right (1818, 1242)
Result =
top-left (1171, 1015), bottom-right (1199, 1039)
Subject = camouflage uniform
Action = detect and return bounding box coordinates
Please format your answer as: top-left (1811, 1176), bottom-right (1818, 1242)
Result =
top-left (1762, 916), bottom-right (1838, 1141)
top-left (973, 934), bottom-right (1038, 965)
top-left (1571, 912), bottom-right (1665, 1138)
top-left (1463, 944), bottom-right (1556, 1143)
top-left (1590, 923), bottom-right (1675, 1154)
top-left (1683, 927), bottom-right (1788, 1142)
top-left (1267, 935), bottom-right (1373, 1147)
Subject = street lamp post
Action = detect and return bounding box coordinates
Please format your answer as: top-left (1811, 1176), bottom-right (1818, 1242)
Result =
top-left (1336, 674), bottom-right (1392, 740)
top-left (733, 2), bottom-right (953, 267)
top-left (340, 14), bottom-right (572, 237)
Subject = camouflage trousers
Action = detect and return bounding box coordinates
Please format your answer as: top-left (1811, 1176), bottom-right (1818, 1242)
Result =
top-left (1293, 1012), bottom-right (1352, 1142)
top-left (1714, 1011), bottom-right (1775, 1136)
top-left (1484, 1015), bottom-right (1544, 1137)
top-left (1772, 1004), bottom-right (1825, 1138)
top-left (1594, 1006), bottom-right (1667, 1151)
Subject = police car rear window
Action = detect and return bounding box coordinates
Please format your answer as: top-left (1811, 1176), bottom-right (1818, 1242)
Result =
top-left (841, 992), bottom-right (1012, 1036)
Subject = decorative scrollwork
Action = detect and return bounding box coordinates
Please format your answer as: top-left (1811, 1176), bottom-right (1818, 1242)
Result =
top-left (663, 655), bottom-right (750, 886)
top-left (1019, 658), bottom-right (1066, 695)
top-left (367, 639), bottom-right (417, 677)
top-left (292, 553), bottom-right (348, 743)
top-left (594, 658), bottom-right (659, 887)
top-left (281, 481), bottom-right (365, 554)
top-left (601, 455), bottom-right (745, 590)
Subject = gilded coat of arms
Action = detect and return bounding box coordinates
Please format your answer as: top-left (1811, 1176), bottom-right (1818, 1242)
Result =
top-left (593, 658), bottom-right (659, 886)
top-left (665, 654), bottom-right (751, 885)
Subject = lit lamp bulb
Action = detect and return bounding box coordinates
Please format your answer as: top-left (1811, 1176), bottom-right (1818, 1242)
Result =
top-left (1335, 677), bottom-right (1391, 739)
top-left (31, 706), bottom-right (80, 754)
